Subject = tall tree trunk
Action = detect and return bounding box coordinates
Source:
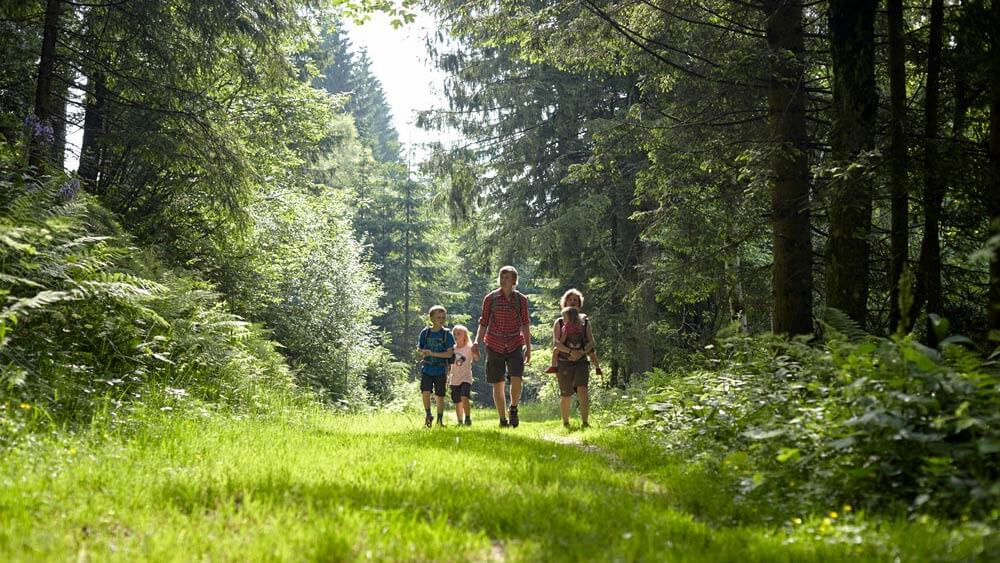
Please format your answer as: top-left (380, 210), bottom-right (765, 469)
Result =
top-left (910, 0), bottom-right (945, 344)
top-left (403, 178), bottom-right (413, 347)
top-left (887, 0), bottom-right (909, 332)
top-left (50, 73), bottom-right (68, 170)
top-left (989, 0), bottom-right (1000, 342)
top-left (78, 73), bottom-right (106, 191)
top-left (764, 0), bottom-right (814, 336)
top-left (28, 0), bottom-right (62, 169)
top-left (631, 243), bottom-right (655, 376)
top-left (825, 0), bottom-right (878, 328)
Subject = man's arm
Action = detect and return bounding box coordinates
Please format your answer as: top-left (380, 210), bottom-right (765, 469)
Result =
top-left (472, 293), bottom-right (490, 361)
top-left (521, 295), bottom-right (531, 363)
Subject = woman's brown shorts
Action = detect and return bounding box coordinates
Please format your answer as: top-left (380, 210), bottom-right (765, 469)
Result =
top-left (556, 361), bottom-right (589, 396)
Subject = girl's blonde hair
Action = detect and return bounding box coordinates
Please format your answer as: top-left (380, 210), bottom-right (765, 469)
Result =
top-left (452, 324), bottom-right (470, 344)
top-left (561, 306), bottom-right (581, 325)
top-left (560, 288), bottom-right (584, 308)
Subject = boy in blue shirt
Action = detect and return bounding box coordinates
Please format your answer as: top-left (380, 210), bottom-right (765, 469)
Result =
top-left (418, 305), bottom-right (455, 427)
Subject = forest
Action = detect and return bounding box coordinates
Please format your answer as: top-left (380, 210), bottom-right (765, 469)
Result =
top-left (1, 0), bottom-right (998, 560)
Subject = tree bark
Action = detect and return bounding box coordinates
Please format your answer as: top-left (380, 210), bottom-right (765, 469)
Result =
top-left (28, 0), bottom-right (62, 169)
top-left (825, 0), bottom-right (877, 329)
top-left (989, 0), bottom-right (1000, 342)
top-left (909, 0), bottom-right (945, 344)
top-left (887, 0), bottom-right (909, 332)
top-left (50, 74), bottom-right (68, 170)
top-left (764, 0), bottom-right (814, 336)
top-left (78, 73), bottom-right (106, 191)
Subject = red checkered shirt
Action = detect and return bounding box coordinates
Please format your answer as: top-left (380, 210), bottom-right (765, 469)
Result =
top-left (479, 289), bottom-right (529, 353)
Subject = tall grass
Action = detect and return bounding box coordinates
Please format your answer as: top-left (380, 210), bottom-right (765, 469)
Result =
top-left (0, 405), bottom-right (993, 562)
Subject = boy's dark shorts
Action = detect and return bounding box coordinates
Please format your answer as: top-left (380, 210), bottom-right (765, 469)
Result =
top-left (420, 373), bottom-right (447, 397)
top-left (486, 346), bottom-right (524, 384)
top-left (557, 361), bottom-right (589, 396)
top-left (450, 382), bottom-right (471, 403)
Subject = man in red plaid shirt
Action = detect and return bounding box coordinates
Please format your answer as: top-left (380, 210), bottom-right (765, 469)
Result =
top-left (472, 266), bottom-right (532, 427)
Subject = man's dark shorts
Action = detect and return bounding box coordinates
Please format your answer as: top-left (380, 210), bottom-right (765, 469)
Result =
top-left (486, 346), bottom-right (525, 384)
top-left (450, 382), bottom-right (471, 403)
top-left (420, 373), bottom-right (447, 397)
top-left (557, 361), bottom-right (589, 396)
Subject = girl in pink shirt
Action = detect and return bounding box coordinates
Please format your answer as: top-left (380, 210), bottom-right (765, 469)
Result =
top-left (449, 324), bottom-right (475, 426)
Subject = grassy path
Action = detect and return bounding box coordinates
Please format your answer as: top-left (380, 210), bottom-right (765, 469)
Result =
top-left (0, 405), bottom-right (992, 561)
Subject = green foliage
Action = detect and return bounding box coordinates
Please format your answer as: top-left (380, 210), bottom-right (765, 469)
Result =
top-left (610, 329), bottom-right (1000, 519)
top-left (215, 161), bottom-right (397, 404)
top-left (0, 168), bottom-right (299, 441)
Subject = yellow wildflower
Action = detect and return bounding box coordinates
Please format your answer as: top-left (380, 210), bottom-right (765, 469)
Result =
top-left (19, 403), bottom-right (30, 410)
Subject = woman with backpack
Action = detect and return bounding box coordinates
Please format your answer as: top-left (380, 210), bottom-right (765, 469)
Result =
top-left (552, 288), bottom-right (597, 429)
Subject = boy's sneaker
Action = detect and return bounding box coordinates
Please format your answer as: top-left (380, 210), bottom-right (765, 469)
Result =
top-left (509, 406), bottom-right (519, 428)
top-left (424, 414), bottom-right (433, 428)
top-left (545, 366), bottom-right (558, 374)
top-left (499, 418), bottom-right (509, 428)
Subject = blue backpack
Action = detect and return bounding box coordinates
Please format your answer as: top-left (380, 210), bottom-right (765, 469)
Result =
top-left (420, 327), bottom-right (453, 367)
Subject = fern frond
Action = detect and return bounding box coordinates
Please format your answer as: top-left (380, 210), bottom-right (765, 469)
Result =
top-left (3, 289), bottom-right (80, 317)
top-left (819, 307), bottom-right (868, 342)
top-left (0, 274), bottom-right (45, 289)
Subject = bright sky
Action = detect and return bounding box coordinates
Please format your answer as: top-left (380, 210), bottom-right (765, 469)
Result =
top-left (345, 11), bottom-right (459, 162)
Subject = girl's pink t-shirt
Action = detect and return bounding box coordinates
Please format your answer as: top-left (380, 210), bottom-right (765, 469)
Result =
top-left (449, 343), bottom-right (474, 385)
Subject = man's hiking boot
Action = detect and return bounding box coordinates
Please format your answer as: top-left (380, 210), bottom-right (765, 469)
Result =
top-left (424, 414), bottom-right (433, 428)
top-left (464, 417), bottom-right (472, 426)
top-left (509, 406), bottom-right (519, 428)
top-left (582, 422), bottom-right (591, 429)
top-left (437, 415), bottom-right (444, 427)
top-left (499, 418), bottom-right (509, 428)
top-left (544, 366), bottom-right (557, 374)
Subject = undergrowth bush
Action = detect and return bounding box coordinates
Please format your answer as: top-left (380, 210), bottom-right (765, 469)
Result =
top-left (0, 168), bottom-right (302, 443)
top-left (608, 320), bottom-right (1000, 520)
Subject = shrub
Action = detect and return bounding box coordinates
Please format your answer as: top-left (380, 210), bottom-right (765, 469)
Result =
top-left (0, 168), bottom-right (301, 443)
top-left (612, 326), bottom-right (1000, 519)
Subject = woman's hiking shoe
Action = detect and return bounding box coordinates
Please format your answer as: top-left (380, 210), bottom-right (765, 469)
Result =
top-left (509, 406), bottom-right (519, 428)
top-left (544, 366), bottom-right (558, 374)
top-left (424, 414), bottom-right (433, 428)
top-left (499, 418), bottom-right (509, 428)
